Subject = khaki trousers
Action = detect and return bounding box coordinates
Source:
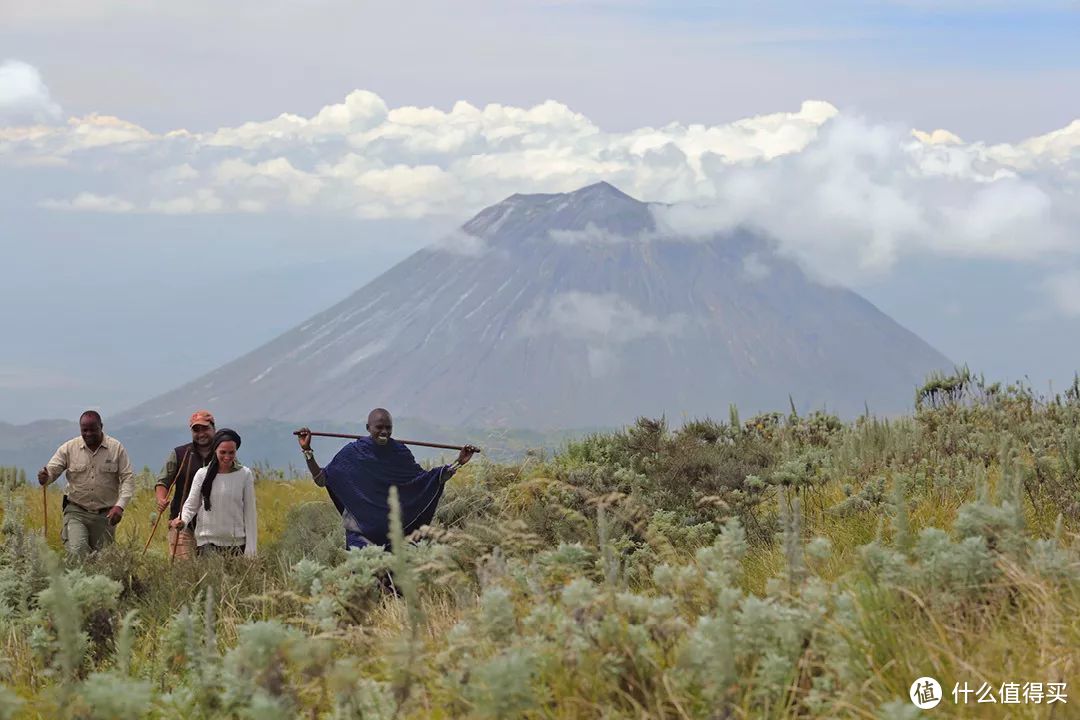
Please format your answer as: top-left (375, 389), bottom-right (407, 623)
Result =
top-left (167, 527), bottom-right (196, 560)
top-left (61, 504), bottom-right (114, 557)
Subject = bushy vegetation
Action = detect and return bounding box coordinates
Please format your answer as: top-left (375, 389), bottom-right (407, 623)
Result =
top-left (1, 375), bottom-right (1079, 718)
top-left (0, 467), bottom-right (27, 493)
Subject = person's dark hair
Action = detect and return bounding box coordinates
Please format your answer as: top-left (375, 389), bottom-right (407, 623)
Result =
top-left (79, 410), bottom-right (102, 425)
top-left (201, 428), bottom-right (242, 512)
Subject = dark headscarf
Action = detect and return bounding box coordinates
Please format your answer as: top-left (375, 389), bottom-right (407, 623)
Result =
top-left (201, 428), bottom-right (242, 512)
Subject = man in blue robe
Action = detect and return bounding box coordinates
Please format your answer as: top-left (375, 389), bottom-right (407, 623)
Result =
top-left (297, 408), bottom-right (478, 550)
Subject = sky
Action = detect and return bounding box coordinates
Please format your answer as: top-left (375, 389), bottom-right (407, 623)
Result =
top-left (1, 0), bottom-right (1079, 422)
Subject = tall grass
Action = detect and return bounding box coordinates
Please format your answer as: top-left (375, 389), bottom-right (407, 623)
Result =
top-left (0, 376), bottom-right (1078, 718)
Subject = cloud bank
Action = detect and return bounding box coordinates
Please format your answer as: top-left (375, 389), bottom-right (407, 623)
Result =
top-left (3, 60), bottom-right (1080, 305)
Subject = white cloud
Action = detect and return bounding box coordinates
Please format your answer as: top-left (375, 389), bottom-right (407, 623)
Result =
top-left (520, 291), bottom-right (688, 377)
top-left (523, 291), bottom-right (686, 343)
top-left (39, 192), bottom-right (135, 213)
top-left (0, 60), bottom-right (61, 124)
top-left (153, 163), bottom-right (199, 183)
top-left (549, 223), bottom-right (642, 245)
top-left (2, 91), bottom-right (842, 218)
top-left (428, 229), bottom-right (490, 257)
top-left (742, 253), bottom-right (772, 281)
top-left (911, 128), bottom-right (963, 146)
top-left (3, 85), bottom-right (1080, 297)
top-left (652, 112), bottom-right (1080, 285)
top-left (147, 190), bottom-right (224, 215)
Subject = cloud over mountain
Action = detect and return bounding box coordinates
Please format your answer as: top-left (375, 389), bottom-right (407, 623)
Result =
top-left (3, 61), bottom-right (1079, 292)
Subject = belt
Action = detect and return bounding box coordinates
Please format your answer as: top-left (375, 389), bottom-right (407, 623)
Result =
top-left (62, 496), bottom-right (111, 515)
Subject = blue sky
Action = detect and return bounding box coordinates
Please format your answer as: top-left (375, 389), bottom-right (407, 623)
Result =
top-left (0, 1), bottom-right (1078, 421)
top-left (578, 1), bottom-right (1080, 67)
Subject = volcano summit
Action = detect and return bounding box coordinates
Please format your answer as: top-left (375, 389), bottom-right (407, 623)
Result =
top-left (121, 182), bottom-right (950, 429)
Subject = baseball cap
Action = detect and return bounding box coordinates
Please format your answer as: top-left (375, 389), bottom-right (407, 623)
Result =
top-left (189, 410), bottom-right (215, 428)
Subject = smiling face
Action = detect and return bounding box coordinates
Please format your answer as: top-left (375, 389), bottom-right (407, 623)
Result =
top-left (191, 422), bottom-right (215, 450)
top-left (216, 440), bottom-right (237, 470)
top-left (366, 408), bottom-right (393, 446)
top-left (79, 413), bottom-right (104, 449)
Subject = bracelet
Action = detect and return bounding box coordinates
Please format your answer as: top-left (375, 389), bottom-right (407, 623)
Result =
top-left (302, 449), bottom-right (315, 461)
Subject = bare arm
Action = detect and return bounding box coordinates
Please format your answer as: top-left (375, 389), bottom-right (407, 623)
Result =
top-left (307, 455), bottom-right (326, 486)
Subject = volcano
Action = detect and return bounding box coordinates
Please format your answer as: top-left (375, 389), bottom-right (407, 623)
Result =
top-left (120, 182), bottom-right (950, 429)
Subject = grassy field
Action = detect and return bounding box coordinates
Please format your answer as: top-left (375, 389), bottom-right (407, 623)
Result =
top-left (1, 372), bottom-right (1078, 718)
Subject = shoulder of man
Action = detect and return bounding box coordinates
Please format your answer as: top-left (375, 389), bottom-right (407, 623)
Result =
top-left (173, 443), bottom-right (193, 463)
top-left (389, 439), bottom-right (417, 460)
top-left (102, 434), bottom-right (126, 451)
top-left (326, 438), bottom-right (367, 470)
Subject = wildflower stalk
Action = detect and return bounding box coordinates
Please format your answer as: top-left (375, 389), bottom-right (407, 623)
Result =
top-left (781, 490), bottom-right (805, 592)
top-left (114, 610), bottom-right (139, 677)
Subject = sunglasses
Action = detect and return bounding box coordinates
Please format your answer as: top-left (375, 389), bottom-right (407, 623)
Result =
top-left (191, 425), bottom-right (212, 432)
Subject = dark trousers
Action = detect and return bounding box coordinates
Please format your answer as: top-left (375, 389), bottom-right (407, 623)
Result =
top-left (345, 529), bottom-right (384, 551)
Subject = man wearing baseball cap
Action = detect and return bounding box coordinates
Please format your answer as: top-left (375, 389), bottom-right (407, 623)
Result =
top-left (153, 410), bottom-right (216, 559)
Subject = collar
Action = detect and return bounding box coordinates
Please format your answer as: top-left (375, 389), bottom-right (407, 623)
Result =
top-left (79, 434), bottom-right (112, 452)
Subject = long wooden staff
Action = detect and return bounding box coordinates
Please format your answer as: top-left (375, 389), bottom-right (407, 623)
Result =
top-left (143, 450), bottom-right (193, 556)
top-left (42, 485), bottom-right (48, 539)
top-left (292, 430), bottom-right (480, 453)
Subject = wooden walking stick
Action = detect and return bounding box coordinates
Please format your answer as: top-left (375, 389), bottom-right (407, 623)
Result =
top-left (292, 430), bottom-right (481, 453)
top-left (42, 485), bottom-right (48, 539)
top-left (143, 450), bottom-right (193, 556)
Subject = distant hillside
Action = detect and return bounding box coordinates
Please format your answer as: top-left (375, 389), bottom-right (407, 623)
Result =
top-left (0, 418), bottom-right (590, 479)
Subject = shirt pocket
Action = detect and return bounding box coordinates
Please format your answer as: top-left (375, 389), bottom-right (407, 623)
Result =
top-left (102, 461), bottom-right (118, 473)
top-left (69, 462), bottom-right (89, 474)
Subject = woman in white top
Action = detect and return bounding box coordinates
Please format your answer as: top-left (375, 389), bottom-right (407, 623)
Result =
top-left (170, 428), bottom-right (257, 557)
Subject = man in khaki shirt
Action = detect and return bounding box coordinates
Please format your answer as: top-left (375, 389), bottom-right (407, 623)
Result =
top-left (38, 410), bottom-right (135, 557)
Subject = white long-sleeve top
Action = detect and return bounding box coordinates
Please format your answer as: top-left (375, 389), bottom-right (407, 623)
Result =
top-left (180, 465), bottom-right (258, 557)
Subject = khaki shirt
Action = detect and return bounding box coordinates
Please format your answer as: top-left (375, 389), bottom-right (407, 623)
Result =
top-left (44, 434), bottom-right (135, 511)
